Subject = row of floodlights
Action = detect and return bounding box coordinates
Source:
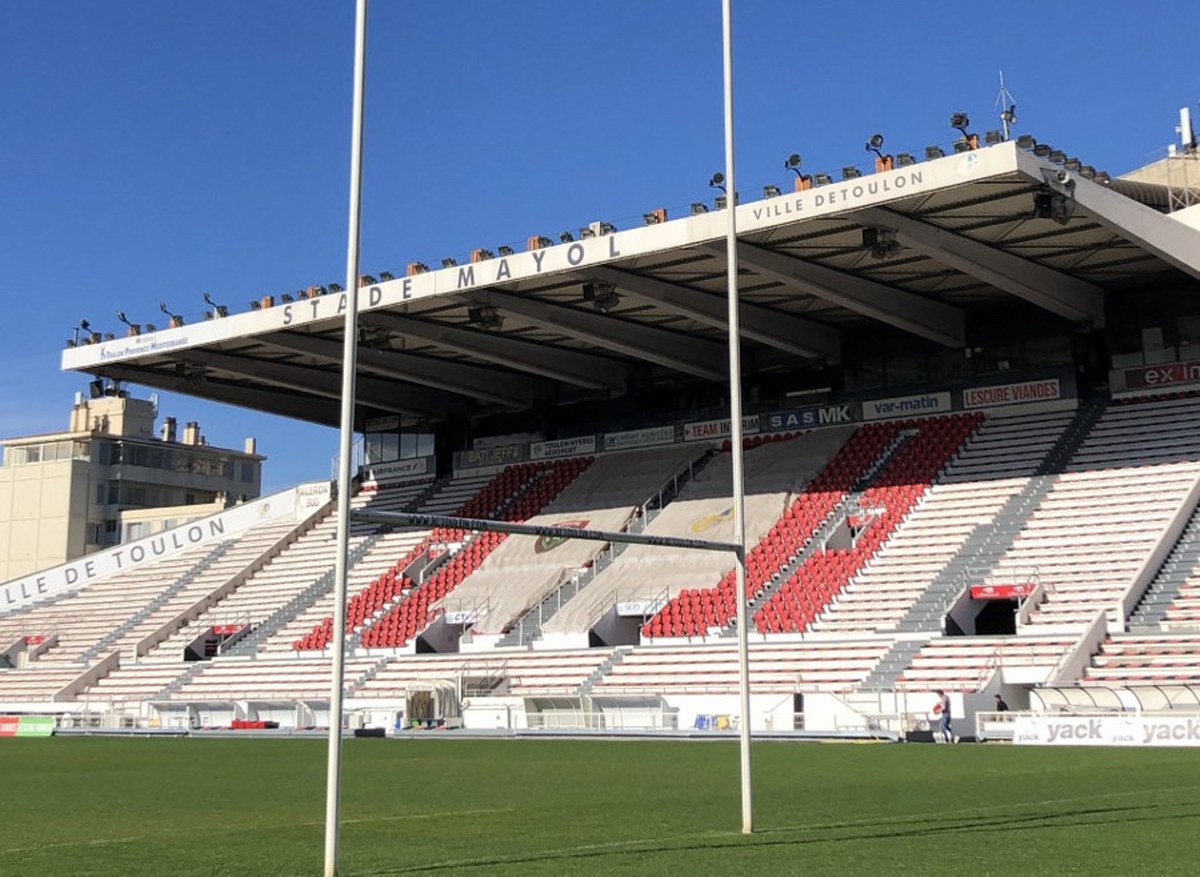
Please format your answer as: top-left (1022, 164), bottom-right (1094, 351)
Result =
top-left (71, 115), bottom-right (1107, 346)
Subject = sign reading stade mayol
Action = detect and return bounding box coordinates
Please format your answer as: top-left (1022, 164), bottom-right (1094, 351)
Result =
top-left (534, 520), bottom-right (589, 554)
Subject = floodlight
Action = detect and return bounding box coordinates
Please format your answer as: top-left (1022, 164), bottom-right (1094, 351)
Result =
top-left (895, 152), bottom-right (915, 167)
top-left (1048, 150), bottom-right (1066, 164)
top-left (441, 258), bottom-right (457, 268)
top-left (497, 246), bottom-right (514, 256)
top-left (953, 138), bottom-right (972, 153)
top-left (582, 282), bottom-right (619, 313)
top-left (202, 292), bottom-right (228, 318)
top-left (559, 232), bottom-right (574, 243)
top-left (379, 271), bottom-right (395, 281)
top-left (1095, 171), bottom-right (1111, 184)
top-left (784, 153), bottom-right (802, 176)
top-left (359, 274), bottom-right (376, 286)
top-left (949, 113), bottom-right (970, 135)
top-left (812, 173), bottom-right (832, 186)
top-left (329, 283), bottom-right (344, 293)
top-left (1079, 165), bottom-right (1096, 179)
top-left (1016, 134), bottom-right (1037, 150)
top-left (984, 130), bottom-right (1003, 145)
top-left (116, 311), bottom-right (141, 335)
top-left (280, 293), bottom-right (294, 303)
top-left (924, 146), bottom-right (945, 160)
top-left (865, 133), bottom-right (885, 157)
top-left (709, 172), bottom-right (726, 192)
top-left (527, 236), bottom-right (553, 250)
top-left (643, 209), bottom-right (667, 225)
top-left (159, 302), bottom-right (184, 328)
top-left (1063, 157), bottom-right (1081, 172)
top-left (690, 202), bottom-right (708, 214)
top-left (842, 166), bottom-right (861, 180)
top-left (1033, 144), bottom-right (1051, 158)
top-left (466, 304), bottom-right (503, 330)
top-left (469, 249), bottom-right (493, 262)
top-left (762, 184), bottom-right (781, 198)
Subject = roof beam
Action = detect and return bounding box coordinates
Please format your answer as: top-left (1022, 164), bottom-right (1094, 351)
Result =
top-left (259, 331), bottom-right (542, 409)
top-left (481, 290), bottom-right (728, 381)
top-left (854, 206), bottom-right (1107, 327)
top-left (172, 349), bottom-right (473, 419)
top-left (94, 364), bottom-right (343, 427)
top-left (707, 241), bottom-right (966, 347)
top-left (586, 265), bottom-right (840, 361)
top-left (1063, 172), bottom-right (1200, 283)
top-left (360, 313), bottom-right (628, 392)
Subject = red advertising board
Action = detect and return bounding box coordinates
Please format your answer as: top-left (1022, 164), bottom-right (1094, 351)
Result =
top-left (0, 717), bottom-right (19, 737)
top-left (1123, 360), bottom-right (1200, 391)
top-left (971, 583), bottom-right (1036, 600)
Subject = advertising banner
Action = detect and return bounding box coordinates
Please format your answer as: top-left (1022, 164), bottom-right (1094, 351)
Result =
top-left (1, 488), bottom-right (301, 615)
top-left (602, 425), bottom-right (676, 452)
top-left (1123, 360), bottom-right (1200, 391)
top-left (970, 583), bottom-right (1036, 600)
top-left (1013, 714), bottom-right (1200, 747)
top-left (529, 436), bottom-right (597, 461)
top-left (454, 443), bottom-right (526, 470)
top-left (962, 378), bottom-right (1061, 410)
top-left (0, 716), bottom-right (54, 738)
top-left (683, 416), bottom-right (760, 442)
top-left (361, 456), bottom-right (431, 486)
top-left (863, 392), bottom-right (952, 421)
top-left (761, 403), bottom-right (856, 431)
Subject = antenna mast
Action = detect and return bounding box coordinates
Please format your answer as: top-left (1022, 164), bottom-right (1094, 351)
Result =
top-left (996, 70), bottom-right (1017, 141)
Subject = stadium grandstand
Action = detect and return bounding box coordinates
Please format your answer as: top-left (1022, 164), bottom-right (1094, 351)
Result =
top-left (4, 110), bottom-right (1200, 745)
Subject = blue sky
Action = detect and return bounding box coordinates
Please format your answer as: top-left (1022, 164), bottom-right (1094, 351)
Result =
top-left (3, 1), bottom-right (1198, 493)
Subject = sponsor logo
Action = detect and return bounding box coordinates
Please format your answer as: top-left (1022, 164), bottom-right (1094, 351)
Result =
top-left (962, 378), bottom-right (1061, 410)
top-left (1124, 360), bottom-right (1200, 390)
top-left (970, 583), bottom-right (1036, 600)
top-left (1142, 718), bottom-right (1200, 744)
top-left (460, 444), bottom-right (524, 468)
top-left (863, 392), bottom-right (951, 421)
top-left (534, 520), bottom-right (589, 554)
top-left (683, 416), bottom-right (760, 442)
top-left (362, 457), bottom-right (430, 484)
top-left (529, 436), bottom-right (596, 461)
top-left (602, 426), bottom-right (675, 452)
top-left (762, 404), bottom-right (854, 431)
top-left (1047, 719), bottom-right (1102, 743)
top-left (690, 508), bottom-right (734, 534)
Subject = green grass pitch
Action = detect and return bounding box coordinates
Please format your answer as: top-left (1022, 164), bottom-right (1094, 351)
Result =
top-left (1, 737), bottom-right (1198, 875)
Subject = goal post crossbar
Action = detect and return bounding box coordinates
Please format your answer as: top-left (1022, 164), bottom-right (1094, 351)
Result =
top-left (350, 509), bottom-right (743, 557)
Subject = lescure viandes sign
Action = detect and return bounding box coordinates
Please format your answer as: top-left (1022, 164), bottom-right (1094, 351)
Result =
top-left (62, 146), bottom-right (1018, 371)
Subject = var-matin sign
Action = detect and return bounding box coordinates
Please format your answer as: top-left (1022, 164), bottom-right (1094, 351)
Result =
top-left (1014, 715), bottom-right (1200, 747)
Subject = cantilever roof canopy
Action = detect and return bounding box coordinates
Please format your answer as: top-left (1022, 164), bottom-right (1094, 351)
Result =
top-left (62, 142), bottom-right (1200, 427)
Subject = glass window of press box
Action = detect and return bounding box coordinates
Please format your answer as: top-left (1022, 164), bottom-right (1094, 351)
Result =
top-left (365, 428), bottom-right (434, 464)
